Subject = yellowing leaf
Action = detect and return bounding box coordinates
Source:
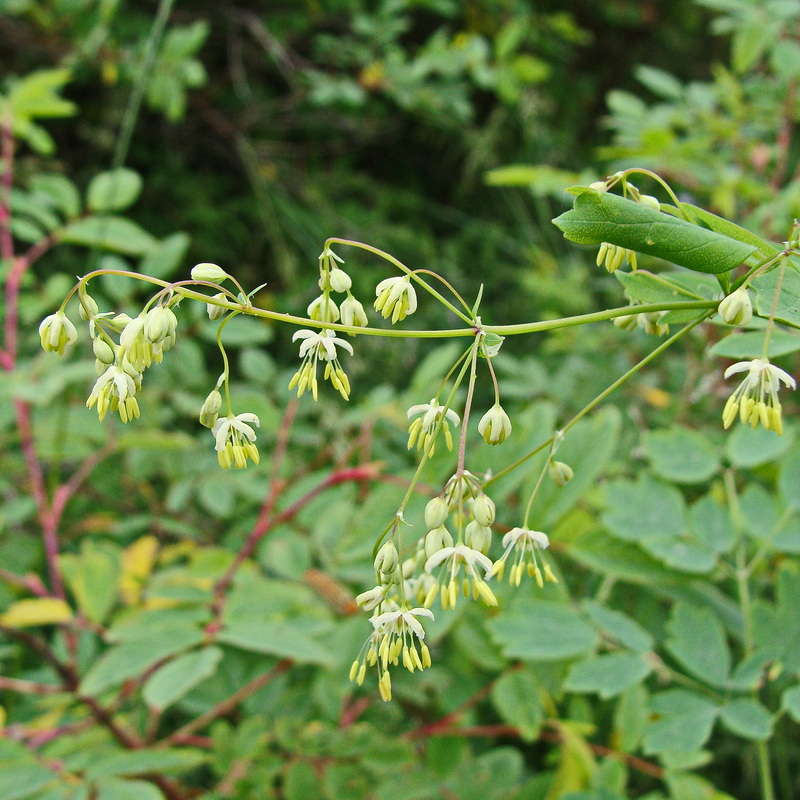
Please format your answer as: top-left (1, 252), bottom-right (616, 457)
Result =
top-left (120, 536), bottom-right (159, 606)
top-left (0, 598), bottom-right (72, 627)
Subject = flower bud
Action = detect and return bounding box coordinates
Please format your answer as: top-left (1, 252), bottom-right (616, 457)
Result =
top-left (355, 585), bottom-right (385, 611)
top-left (549, 460), bottom-right (574, 487)
top-left (472, 493), bottom-right (496, 526)
top-left (92, 337), bottom-right (115, 364)
top-left (477, 403), bottom-right (512, 445)
top-left (374, 541), bottom-right (399, 576)
top-left (39, 311), bottom-right (78, 355)
top-left (589, 180), bottom-right (607, 191)
top-left (718, 287), bottom-right (753, 326)
top-left (424, 497), bottom-right (449, 530)
top-left (329, 267), bottom-right (352, 293)
top-left (144, 306), bottom-right (178, 343)
top-left (191, 263), bottom-right (230, 283)
top-left (464, 520), bottom-right (492, 554)
top-left (424, 525), bottom-right (453, 560)
top-left (199, 389), bottom-right (223, 428)
top-left (207, 292), bottom-right (227, 320)
top-left (78, 293), bottom-right (99, 321)
top-left (307, 295), bottom-right (340, 323)
top-left (613, 313), bottom-right (639, 332)
top-left (638, 194), bottom-right (660, 210)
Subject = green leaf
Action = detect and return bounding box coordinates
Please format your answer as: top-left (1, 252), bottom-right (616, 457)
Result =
top-left (780, 450), bottom-right (800, 511)
top-left (751, 265), bottom-right (800, 329)
top-left (753, 568), bottom-right (800, 672)
top-left (615, 270), bottom-right (712, 305)
top-left (581, 600), bottom-right (654, 653)
top-left (57, 216), bottom-right (158, 256)
top-left (143, 646), bottom-right (223, 710)
top-left (95, 778), bottom-right (165, 800)
top-left (85, 749), bottom-right (205, 780)
top-left (726, 423), bottom-right (796, 468)
top-left (486, 599), bottom-right (599, 661)
top-left (719, 698), bottom-right (774, 740)
top-left (643, 689), bottom-right (719, 754)
top-left (139, 232), bottom-right (190, 279)
top-left (687, 495), bottom-right (734, 555)
top-left (285, 761), bottom-right (323, 800)
top-left (780, 685), bottom-right (800, 722)
top-left (491, 668), bottom-right (544, 740)
top-left (0, 765), bottom-right (56, 800)
top-left (678, 202), bottom-right (778, 259)
top-left (710, 330), bottom-right (800, 359)
top-left (644, 426), bottom-right (720, 484)
top-left (29, 173), bottom-right (81, 219)
top-left (552, 188), bottom-right (757, 273)
top-left (80, 627), bottom-right (205, 695)
top-left (217, 621), bottom-right (333, 664)
top-left (666, 603), bottom-right (730, 687)
top-left (87, 169), bottom-right (144, 213)
top-left (565, 652), bottom-right (651, 698)
top-left (60, 541), bottom-right (121, 624)
top-left (613, 684), bottom-right (648, 752)
top-left (602, 474), bottom-right (685, 542)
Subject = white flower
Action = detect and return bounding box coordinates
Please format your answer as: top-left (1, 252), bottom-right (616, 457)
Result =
top-left (86, 364), bottom-right (140, 423)
top-left (722, 358), bottom-right (796, 435)
top-left (374, 275), bottom-right (417, 323)
top-left (288, 329), bottom-right (354, 401)
top-left (340, 294), bottom-right (368, 328)
top-left (477, 403), bottom-right (512, 445)
top-left (39, 311), bottom-right (78, 355)
top-left (407, 398), bottom-right (460, 455)
top-left (349, 606), bottom-right (434, 701)
top-left (424, 543), bottom-right (497, 609)
top-left (491, 527), bottom-right (557, 588)
top-left (211, 412), bottom-right (260, 469)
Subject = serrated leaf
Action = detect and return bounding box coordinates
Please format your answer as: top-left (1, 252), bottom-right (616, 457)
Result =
top-left (143, 646), bottom-right (223, 710)
top-left (87, 169), bottom-right (143, 213)
top-left (553, 188), bottom-right (756, 273)
top-left (644, 426), bottom-right (720, 484)
top-left (602, 474), bottom-right (685, 542)
top-left (643, 689), bottom-right (719, 754)
top-left (565, 652), bottom-right (651, 698)
top-left (58, 216), bottom-right (158, 256)
top-left (666, 602), bottom-right (730, 687)
top-left (720, 698), bottom-right (773, 740)
top-left (491, 668), bottom-right (544, 740)
top-left (581, 600), bottom-right (654, 652)
top-left (486, 599), bottom-right (599, 661)
top-left (0, 598), bottom-right (72, 627)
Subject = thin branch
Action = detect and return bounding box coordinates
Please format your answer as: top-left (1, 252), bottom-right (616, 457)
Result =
top-left (164, 659), bottom-right (293, 744)
top-left (0, 676), bottom-right (63, 695)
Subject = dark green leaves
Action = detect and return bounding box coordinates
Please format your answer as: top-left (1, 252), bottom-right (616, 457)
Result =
top-left (553, 187), bottom-right (757, 273)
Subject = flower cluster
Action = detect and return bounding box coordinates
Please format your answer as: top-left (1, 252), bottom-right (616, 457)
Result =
top-left (722, 358), bottom-right (796, 435)
top-left (288, 329), bottom-right (354, 401)
top-left (406, 398), bottom-right (460, 455)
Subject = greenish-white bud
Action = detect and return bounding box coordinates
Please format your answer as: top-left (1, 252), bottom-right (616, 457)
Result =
top-left (549, 460), bottom-right (574, 487)
top-left (329, 267), bottom-right (352, 293)
top-left (144, 306), bottom-right (178, 343)
top-left (307, 295), bottom-right (340, 323)
top-left (424, 497), bottom-right (449, 530)
top-left (472, 493), bottom-right (496, 526)
top-left (718, 287), bottom-right (753, 326)
top-left (638, 194), bottom-right (660, 211)
top-left (39, 311), bottom-right (78, 355)
top-left (613, 312), bottom-right (639, 332)
top-left (199, 389), bottom-right (223, 428)
top-left (340, 294), bottom-right (368, 328)
top-left (589, 180), bottom-right (607, 191)
top-left (191, 263), bottom-right (230, 283)
top-left (374, 541), bottom-right (400, 576)
top-left (78, 294), bottom-right (99, 321)
top-left (424, 525), bottom-right (454, 560)
top-left (207, 292), bottom-right (227, 320)
top-left (464, 520), bottom-right (492, 554)
top-left (92, 337), bottom-right (115, 364)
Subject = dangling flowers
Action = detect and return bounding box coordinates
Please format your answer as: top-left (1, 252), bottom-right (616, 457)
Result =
top-left (722, 358), bottom-right (796, 435)
top-left (424, 543), bottom-right (497, 610)
top-left (349, 605), bottom-right (434, 701)
top-left (407, 399), bottom-right (460, 454)
top-left (86, 363), bottom-right (141, 423)
top-left (211, 412), bottom-right (261, 469)
top-left (39, 311), bottom-right (77, 355)
top-left (288, 329), bottom-right (354, 401)
top-left (490, 527), bottom-right (557, 588)
top-left (374, 275), bottom-right (417, 323)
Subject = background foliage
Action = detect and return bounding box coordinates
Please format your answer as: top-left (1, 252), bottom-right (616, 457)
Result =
top-left (1, 1), bottom-right (799, 800)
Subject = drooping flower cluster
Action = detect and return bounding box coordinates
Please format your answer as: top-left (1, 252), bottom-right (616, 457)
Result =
top-left (722, 358), bottom-right (796, 435)
top-left (491, 527), bottom-right (558, 588)
top-left (288, 329), bottom-right (354, 400)
top-left (406, 398), bottom-right (460, 455)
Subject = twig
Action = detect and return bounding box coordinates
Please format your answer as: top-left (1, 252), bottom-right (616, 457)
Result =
top-left (164, 659), bottom-right (293, 744)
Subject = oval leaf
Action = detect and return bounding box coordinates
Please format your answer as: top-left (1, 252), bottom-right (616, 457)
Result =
top-left (87, 169), bottom-right (143, 212)
top-left (0, 598), bottom-right (72, 627)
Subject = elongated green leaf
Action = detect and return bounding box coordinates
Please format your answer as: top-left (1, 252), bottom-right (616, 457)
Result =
top-left (582, 600), bottom-right (654, 652)
top-left (143, 646), bottom-right (223, 709)
top-left (95, 778), bottom-right (165, 800)
top-left (751, 264), bottom-right (800, 329)
top-left (553, 187), bottom-right (756, 273)
top-left (0, 765), bottom-right (56, 800)
top-left (665, 603), bottom-right (730, 687)
top-left (678, 202), bottom-right (778, 258)
top-left (58, 216), bottom-right (158, 256)
top-left (720, 698), bottom-right (774, 740)
top-left (85, 748), bottom-right (205, 780)
top-left (87, 169), bottom-right (143, 213)
top-left (616, 270), bottom-right (712, 304)
top-left (218, 621), bottom-right (333, 664)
